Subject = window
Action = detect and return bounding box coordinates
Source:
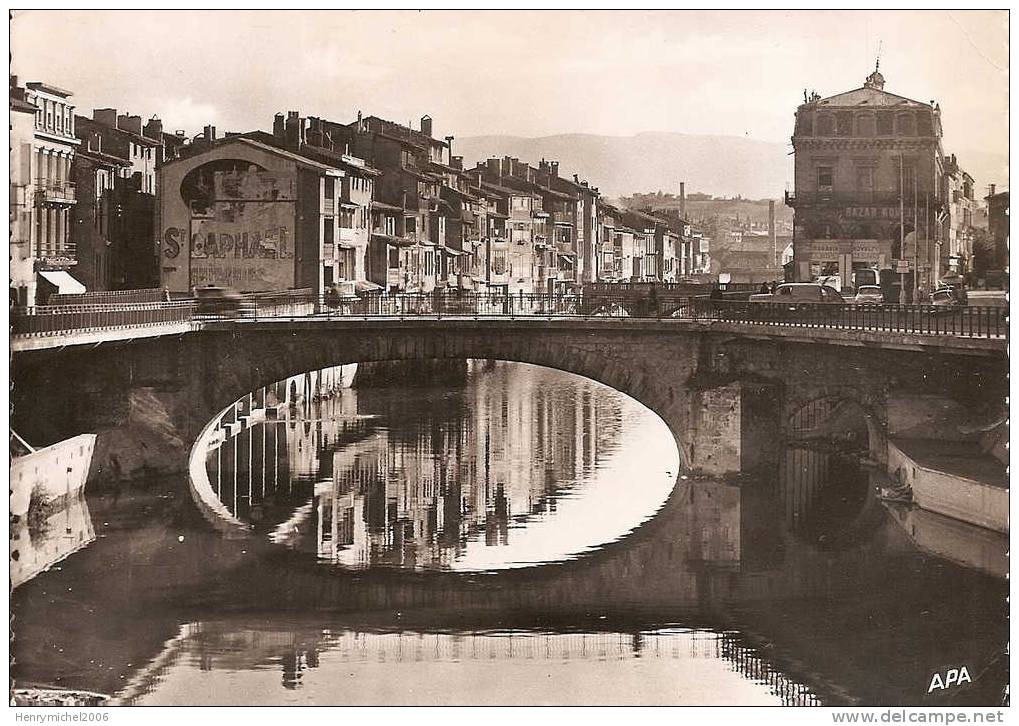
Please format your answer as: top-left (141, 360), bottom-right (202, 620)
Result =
top-left (897, 165), bottom-right (917, 196)
top-left (816, 114), bottom-right (835, 136)
top-left (493, 250), bottom-right (507, 275)
top-left (856, 114), bottom-right (875, 137)
top-left (424, 250), bottom-right (434, 276)
top-left (895, 112), bottom-right (915, 136)
top-left (388, 247), bottom-right (400, 268)
top-left (384, 216), bottom-right (396, 236)
top-left (855, 166), bottom-right (874, 193)
top-left (816, 166), bottom-right (834, 191)
top-left (339, 208), bottom-right (354, 228)
top-left (324, 217), bottom-right (334, 244)
top-left (836, 112), bottom-right (852, 137)
top-left (876, 112), bottom-right (893, 135)
top-left (512, 196), bottom-right (529, 211)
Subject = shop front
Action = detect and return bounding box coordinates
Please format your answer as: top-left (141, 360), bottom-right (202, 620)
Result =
top-left (794, 238), bottom-right (891, 289)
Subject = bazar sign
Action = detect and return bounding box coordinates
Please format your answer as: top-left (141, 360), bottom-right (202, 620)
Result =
top-left (843, 206), bottom-right (902, 219)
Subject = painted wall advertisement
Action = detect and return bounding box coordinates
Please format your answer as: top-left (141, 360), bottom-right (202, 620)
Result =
top-left (162, 169), bottom-right (297, 292)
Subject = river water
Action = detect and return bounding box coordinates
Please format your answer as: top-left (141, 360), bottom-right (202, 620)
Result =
top-left (11, 361), bottom-right (1008, 706)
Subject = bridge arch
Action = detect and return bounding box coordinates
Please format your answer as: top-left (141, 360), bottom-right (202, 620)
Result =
top-left (186, 322), bottom-right (705, 476)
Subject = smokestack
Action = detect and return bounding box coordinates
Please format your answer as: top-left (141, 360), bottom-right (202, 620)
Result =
top-left (273, 113), bottom-right (285, 140)
top-left (769, 200), bottom-right (777, 266)
top-left (680, 182), bottom-right (686, 220)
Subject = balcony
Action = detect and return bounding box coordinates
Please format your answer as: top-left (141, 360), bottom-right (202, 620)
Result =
top-left (785, 190), bottom-right (926, 208)
top-left (36, 243), bottom-right (77, 268)
top-left (35, 179), bottom-right (76, 205)
top-left (322, 243), bottom-right (335, 260)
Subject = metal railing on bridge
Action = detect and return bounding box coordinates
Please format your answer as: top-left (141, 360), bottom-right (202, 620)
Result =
top-left (10, 290), bottom-right (1007, 342)
top-left (243, 290), bottom-right (1007, 339)
top-left (686, 298), bottom-right (1007, 338)
top-left (11, 301), bottom-right (196, 337)
top-left (48, 287), bottom-right (168, 306)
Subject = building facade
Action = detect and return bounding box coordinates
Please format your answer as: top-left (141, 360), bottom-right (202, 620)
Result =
top-left (787, 67), bottom-right (946, 298)
top-left (18, 81), bottom-right (81, 303)
top-left (72, 109), bottom-right (166, 289)
top-left (10, 80), bottom-right (38, 305)
top-left (70, 134), bottom-right (132, 291)
top-left (158, 136), bottom-right (343, 295)
top-left (941, 154), bottom-right (977, 277)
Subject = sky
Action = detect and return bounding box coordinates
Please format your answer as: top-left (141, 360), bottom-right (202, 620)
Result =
top-left (10, 10), bottom-right (1009, 182)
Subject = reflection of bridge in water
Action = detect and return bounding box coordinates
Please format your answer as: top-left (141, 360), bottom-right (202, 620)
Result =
top-left (112, 621), bottom-right (823, 706)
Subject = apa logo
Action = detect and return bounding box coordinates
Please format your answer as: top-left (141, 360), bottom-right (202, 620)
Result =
top-left (927, 666), bottom-right (972, 693)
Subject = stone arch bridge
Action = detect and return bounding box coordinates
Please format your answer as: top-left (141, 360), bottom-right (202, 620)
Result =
top-left (12, 317), bottom-right (1006, 478)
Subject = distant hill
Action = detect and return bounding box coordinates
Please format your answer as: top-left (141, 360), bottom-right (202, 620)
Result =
top-left (619, 192), bottom-right (794, 228)
top-left (454, 131), bottom-right (793, 199)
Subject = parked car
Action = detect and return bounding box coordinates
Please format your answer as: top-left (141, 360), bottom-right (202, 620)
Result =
top-left (193, 285), bottom-right (247, 317)
top-left (853, 285), bottom-right (884, 305)
top-left (750, 283), bottom-right (845, 304)
top-left (929, 288), bottom-right (963, 308)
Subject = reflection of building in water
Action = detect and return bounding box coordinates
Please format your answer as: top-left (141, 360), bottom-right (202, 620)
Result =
top-left (10, 492), bottom-right (95, 588)
top-left (114, 622), bottom-right (822, 706)
top-left (312, 361), bottom-right (619, 569)
top-left (204, 365), bottom-right (364, 521)
top-left (204, 361), bottom-right (625, 568)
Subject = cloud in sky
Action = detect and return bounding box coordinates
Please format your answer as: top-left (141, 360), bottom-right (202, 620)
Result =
top-left (10, 9), bottom-right (1007, 170)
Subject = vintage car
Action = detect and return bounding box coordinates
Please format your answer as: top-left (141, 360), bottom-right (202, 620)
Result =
top-left (749, 283), bottom-right (846, 304)
top-left (853, 285), bottom-right (884, 305)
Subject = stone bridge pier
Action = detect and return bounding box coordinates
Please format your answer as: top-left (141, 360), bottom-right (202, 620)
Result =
top-left (11, 319), bottom-right (1008, 483)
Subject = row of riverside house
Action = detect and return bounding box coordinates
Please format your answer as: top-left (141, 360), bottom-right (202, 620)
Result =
top-left (10, 74), bottom-right (708, 304)
top-left (156, 110), bottom-right (710, 298)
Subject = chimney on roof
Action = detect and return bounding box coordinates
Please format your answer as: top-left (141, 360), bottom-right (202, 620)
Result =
top-left (680, 182), bottom-right (686, 220)
top-left (203, 124), bottom-right (217, 143)
top-left (117, 114), bottom-right (143, 135)
top-left (451, 156), bottom-right (463, 170)
top-left (989, 184), bottom-right (996, 196)
top-left (93, 108), bottom-right (117, 128)
top-left (551, 161), bottom-right (559, 178)
top-left (444, 135), bottom-right (454, 157)
top-left (284, 111), bottom-right (305, 150)
top-left (420, 115), bottom-right (433, 138)
top-left (174, 129), bottom-right (186, 138)
top-left (143, 116), bottom-right (163, 140)
top-left (768, 200), bottom-right (777, 267)
top-left (573, 174), bottom-right (579, 183)
top-left (273, 113), bottom-right (285, 141)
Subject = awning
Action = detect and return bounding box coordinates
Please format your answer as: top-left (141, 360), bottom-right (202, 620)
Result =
top-left (355, 280), bottom-right (384, 293)
top-left (39, 270), bottom-right (85, 294)
top-left (372, 233), bottom-right (415, 248)
top-left (444, 248), bottom-right (466, 256)
top-left (558, 255), bottom-right (575, 266)
top-left (338, 201), bottom-right (359, 210)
